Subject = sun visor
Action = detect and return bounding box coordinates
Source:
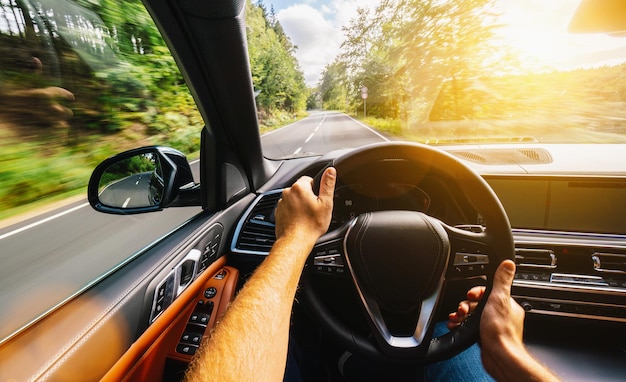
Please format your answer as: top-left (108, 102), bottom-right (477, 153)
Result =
top-left (568, 0), bottom-right (626, 35)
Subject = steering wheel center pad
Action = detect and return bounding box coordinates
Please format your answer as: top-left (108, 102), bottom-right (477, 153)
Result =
top-left (346, 211), bottom-right (449, 317)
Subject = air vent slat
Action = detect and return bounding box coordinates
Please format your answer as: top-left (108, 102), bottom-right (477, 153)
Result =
top-left (233, 191), bottom-right (282, 254)
top-left (592, 253), bottom-right (626, 274)
top-left (515, 248), bottom-right (557, 268)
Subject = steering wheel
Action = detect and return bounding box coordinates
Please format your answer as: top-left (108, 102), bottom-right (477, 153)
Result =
top-left (303, 142), bottom-right (514, 363)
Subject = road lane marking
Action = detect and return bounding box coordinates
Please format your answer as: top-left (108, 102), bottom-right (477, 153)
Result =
top-left (0, 160), bottom-right (199, 239)
top-left (299, 113), bottom-right (326, 152)
top-left (314, 113), bottom-right (326, 132)
top-left (261, 114), bottom-right (319, 136)
top-left (347, 115), bottom-right (389, 141)
top-left (122, 198), bottom-right (131, 208)
top-left (0, 203), bottom-right (89, 241)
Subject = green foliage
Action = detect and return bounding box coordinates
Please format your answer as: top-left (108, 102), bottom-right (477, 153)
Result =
top-left (1, 0), bottom-right (307, 219)
top-left (258, 109), bottom-right (307, 134)
top-left (427, 65), bottom-right (626, 139)
top-left (318, 61), bottom-right (349, 111)
top-left (361, 117), bottom-right (402, 136)
top-left (0, 140), bottom-right (94, 211)
top-left (319, 0), bottom-right (505, 123)
top-left (246, 1), bottom-right (307, 116)
top-left (0, 0), bottom-right (204, 219)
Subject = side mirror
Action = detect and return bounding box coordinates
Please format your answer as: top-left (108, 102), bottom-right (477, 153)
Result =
top-left (88, 146), bottom-right (201, 214)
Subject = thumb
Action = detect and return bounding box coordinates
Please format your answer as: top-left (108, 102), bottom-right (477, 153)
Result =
top-left (492, 260), bottom-right (515, 296)
top-left (318, 167), bottom-right (336, 202)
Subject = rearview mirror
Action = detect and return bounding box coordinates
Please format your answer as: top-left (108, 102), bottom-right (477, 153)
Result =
top-left (88, 146), bottom-right (201, 214)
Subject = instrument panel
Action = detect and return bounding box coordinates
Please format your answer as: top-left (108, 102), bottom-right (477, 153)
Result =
top-left (330, 183), bottom-right (431, 230)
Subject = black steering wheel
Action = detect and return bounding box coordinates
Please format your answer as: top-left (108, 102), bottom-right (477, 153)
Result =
top-left (302, 142), bottom-right (514, 363)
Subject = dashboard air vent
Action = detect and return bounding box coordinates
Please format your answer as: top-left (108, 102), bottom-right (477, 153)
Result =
top-left (233, 190), bottom-right (282, 255)
top-left (592, 253), bottom-right (626, 274)
top-left (515, 248), bottom-right (557, 268)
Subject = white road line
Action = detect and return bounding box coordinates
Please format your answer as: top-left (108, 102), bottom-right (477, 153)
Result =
top-left (1, 159), bottom-right (199, 241)
top-left (299, 113), bottom-right (327, 150)
top-left (346, 115), bottom-right (389, 141)
top-left (262, 115), bottom-right (315, 136)
top-left (122, 198), bottom-right (131, 208)
top-left (315, 113), bottom-right (327, 132)
top-left (0, 203), bottom-right (89, 241)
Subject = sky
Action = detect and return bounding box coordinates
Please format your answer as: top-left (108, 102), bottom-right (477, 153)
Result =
top-left (269, 0), bottom-right (379, 86)
top-left (266, 0), bottom-right (626, 86)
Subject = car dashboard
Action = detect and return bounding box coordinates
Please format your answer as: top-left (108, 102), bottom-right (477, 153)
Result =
top-left (231, 169), bottom-right (626, 324)
top-left (227, 144), bottom-right (626, 379)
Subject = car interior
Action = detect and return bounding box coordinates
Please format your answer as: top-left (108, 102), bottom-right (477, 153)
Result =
top-left (1, 0), bottom-right (625, 381)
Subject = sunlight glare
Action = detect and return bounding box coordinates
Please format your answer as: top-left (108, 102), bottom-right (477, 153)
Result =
top-left (495, 0), bottom-right (626, 72)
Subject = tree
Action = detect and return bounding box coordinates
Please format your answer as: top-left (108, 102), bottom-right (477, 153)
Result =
top-left (246, 1), bottom-right (307, 115)
top-left (318, 60), bottom-right (348, 111)
top-left (327, 0), bottom-right (507, 124)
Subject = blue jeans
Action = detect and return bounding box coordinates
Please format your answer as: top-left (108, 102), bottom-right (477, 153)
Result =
top-left (285, 321), bottom-right (494, 381)
top-left (423, 321), bottom-right (495, 381)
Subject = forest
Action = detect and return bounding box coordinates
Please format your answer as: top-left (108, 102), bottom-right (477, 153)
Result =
top-left (0, 0), bottom-right (307, 216)
top-left (316, 0), bottom-right (626, 143)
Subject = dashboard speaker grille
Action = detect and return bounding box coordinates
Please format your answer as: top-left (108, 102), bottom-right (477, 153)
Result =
top-left (450, 148), bottom-right (553, 165)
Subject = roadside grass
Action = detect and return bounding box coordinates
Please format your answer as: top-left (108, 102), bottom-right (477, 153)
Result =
top-left (0, 127), bottom-right (200, 223)
top-left (259, 109), bottom-right (308, 134)
top-left (354, 116), bottom-right (626, 144)
top-left (360, 117), bottom-right (404, 138)
top-left (1, 110), bottom-right (300, 224)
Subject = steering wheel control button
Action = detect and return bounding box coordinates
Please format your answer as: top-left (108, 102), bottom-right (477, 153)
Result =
top-left (453, 253), bottom-right (488, 276)
top-left (313, 243), bottom-right (346, 276)
top-left (204, 287), bottom-right (217, 299)
top-left (455, 224), bottom-right (485, 233)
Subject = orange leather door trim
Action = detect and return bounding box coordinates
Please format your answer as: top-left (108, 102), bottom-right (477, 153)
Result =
top-left (101, 257), bottom-right (239, 381)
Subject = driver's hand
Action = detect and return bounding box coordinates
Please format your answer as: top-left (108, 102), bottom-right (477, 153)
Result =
top-left (275, 167), bottom-right (336, 243)
top-left (447, 285), bottom-right (485, 330)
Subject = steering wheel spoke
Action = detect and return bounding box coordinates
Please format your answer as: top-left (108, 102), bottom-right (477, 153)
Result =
top-left (443, 223), bottom-right (492, 280)
top-left (310, 224), bottom-right (352, 279)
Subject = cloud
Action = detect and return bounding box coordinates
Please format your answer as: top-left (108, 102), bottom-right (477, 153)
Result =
top-left (277, 0), bottom-right (379, 86)
top-left (277, 4), bottom-right (340, 86)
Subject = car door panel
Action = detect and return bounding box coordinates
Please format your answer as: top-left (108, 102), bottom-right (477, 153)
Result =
top-left (0, 191), bottom-right (253, 381)
top-left (102, 261), bottom-right (238, 382)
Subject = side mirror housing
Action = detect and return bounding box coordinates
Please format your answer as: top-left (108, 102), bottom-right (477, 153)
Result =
top-left (88, 146), bottom-right (201, 214)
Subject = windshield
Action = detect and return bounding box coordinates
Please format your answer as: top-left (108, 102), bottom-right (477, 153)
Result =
top-left (256, 0), bottom-right (626, 159)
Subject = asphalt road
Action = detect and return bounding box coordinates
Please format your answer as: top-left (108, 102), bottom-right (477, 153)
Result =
top-left (99, 172), bottom-right (158, 208)
top-left (0, 111), bottom-right (386, 342)
top-left (261, 111), bottom-right (388, 158)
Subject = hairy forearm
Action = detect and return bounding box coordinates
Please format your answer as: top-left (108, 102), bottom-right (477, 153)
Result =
top-left (185, 234), bottom-right (315, 382)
